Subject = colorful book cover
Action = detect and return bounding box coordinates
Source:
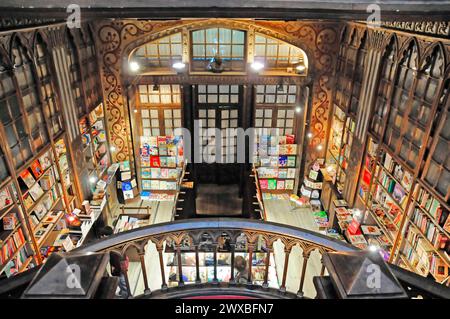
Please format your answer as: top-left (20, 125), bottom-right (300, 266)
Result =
top-left (285, 180), bottom-right (294, 190)
top-left (120, 161), bottom-right (130, 171)
top-left (259, 179), bottom-right (268, 190)
top-left (160, 168), bottom-right (169, 179)
top-left (150, 180), bottom-right (160, 189)
top-left (29, 183), bottom-right (44, 201)
top-left (166, 157), bottom-right (177, 167)
top-left (142, 180), bottom-right (151, 190)
top-left (278, 169), bottom-right (287, 179)
top-left (168, 169), bottom-right (179, 179)
top-left (277, 180), bottom-right (285, 190)
top-left (159, 145), bottom-right (168, 156)
top-left (150, 168), bottom-right (160, 178)
top-left (361, 225), bottom-right (382, 236)
top-left (284, 144), bottom-right (297, 155)
top-left (287, 156), bottom-right (296, 167)
top-left (19, 170), bottom-right (36, 189)
top-left (39, 152), bottom-right (52, 171)
top-left (267, 179), bottom-right (277, 190)
top-left (278, 136), bottom-right (287, 145)
top-left (141, 168), bottom-right (151, 179)
top-left (286, 134), bottom-right (295, 144)
top-left (23, 194), bottom-right (34, 209)
top-left (150, 156), bottom-right (161, 168)
top-left (278, 155), bottom-right (288, 167)
top-left (287, 168), bottom-right (296, 179)
top-left (0, 188), bottom-right (12, 210)
top-left (30, 160), bottom-right (43, 179)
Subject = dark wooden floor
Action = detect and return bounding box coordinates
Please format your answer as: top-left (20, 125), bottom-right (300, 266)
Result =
top-left (195, 184), bottom-right (243, 216)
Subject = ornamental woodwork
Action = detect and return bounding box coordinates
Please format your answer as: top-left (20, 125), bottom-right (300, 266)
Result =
top-left (94, 19), bottom-right (341, 165)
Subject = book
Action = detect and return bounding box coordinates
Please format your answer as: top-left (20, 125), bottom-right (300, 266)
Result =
top-left (3, 213), bottom-right (17, 230)
top-left (0, 188), bottom-right (13, 210)
top-left (19, 170), bottom-right (36, 189)
top-left (285, 180), bottom-right (294, 190)
top-left (22, 194), bottom-right (34, 210)
top-left (120, 161), bottom-right (130, 171)
top-left (30, 160), bottom-right (44, 179)
top-left (150, 156), bottom-right (161, 167)
top-left (287, 168), bottom-right (296, 179)
top-left (361, 225), bottom-right (382, 236)
top-left (278, 156), bottom-right (287, 167)
top-left (28, 183), bottom-right (44, 201)
top-left (39, 151), bottom-right (52, 171)
top-left (267, 179), bottom-right (277, 190)
top-left (259, 179), bottom-right (268, 190)
top-left (277, 180), bottom-right (285, 190)
top-left (287, 156), bottom-right (296, 167)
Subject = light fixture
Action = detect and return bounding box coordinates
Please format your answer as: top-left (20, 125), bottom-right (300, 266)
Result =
top-left (296, 64), bottom-right (306, 73)
top-left (134, 109), bottom-right (138, 113)
top-left (307, 132), bottom-right (313, 139)
top-left (110, 146), bottom-right (116, 152)
top-left (295, 107), bottom-right (302, 113)
top-left (89, 176), bottom-right (97, 184)
top-left (316, 144), bottom-right (323, 151)
top-left (172, 62), bottom-right (186, 70)
top-left (250, 61), bottom-right (265, 72)
top-left (369, 245), bottom-right (379, 252)
top-left (353, 209), bottom-right (362, 217)
top-left (129, 61), bottom-right (140, 72)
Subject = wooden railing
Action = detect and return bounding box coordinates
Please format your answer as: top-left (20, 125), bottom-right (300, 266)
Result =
top-left (74, 218), bottom-right (357, 298)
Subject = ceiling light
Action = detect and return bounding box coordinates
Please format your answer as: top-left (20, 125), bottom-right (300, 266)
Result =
top-left (129, 61), bottom-right (140, 72)
top-left (296, 64), bottom-right (306, 73)
top-left (295, 107), bottom-right (302, 113)
top-left (172, 62), bottom-right (186, 70)
top-left (89, 176), bottom-right (97, 184)
top-left (134, 109), bottom-right (138, 113)
top-left (307, 132), bottom-right (313, 139)
top-left (316, 144), bottom-right (323, 151)
top-left (250, 61), bottom-right (265, 72)
top-left (110, 146), bottom-right (116, 152)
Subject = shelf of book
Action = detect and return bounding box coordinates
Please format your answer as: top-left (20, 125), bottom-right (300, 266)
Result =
top-left (166, 252), bottom-right (278, 286)
top-left (354, 134), bottom-right (449, 285)
top-left (252, 133), bottom-right (298, 194)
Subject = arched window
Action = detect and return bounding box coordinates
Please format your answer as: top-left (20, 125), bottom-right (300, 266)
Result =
top-left (12, 38), bottom-right (49, 160)
top-left (384, 41), bottom-right (418, 153)
top-left (132, 33), bottom-right (182, 72)
top-left (349, 32), bottom-right (367, 115)
top-left (77, 27), bottom-right (101, 111)
top-left (35, 34), bottom-right (62, 136)
top-left (66, 30), bottom-right (84, 117)
top-left (370, 37), bottom-right (397, 137)
top-left (254, 33), bottom-right (307, 72)
top-left (423, 78), bottom-right (449, 200)
top-left (191, 28), bottom-right (245, 72)
top-left (0, 53), bottom-right (33, 169)
top-left (398, 45), bottom-right (445, 169)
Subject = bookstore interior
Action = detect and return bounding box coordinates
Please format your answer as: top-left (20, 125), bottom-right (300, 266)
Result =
top-left (0, 3), bottom-right (449, 300)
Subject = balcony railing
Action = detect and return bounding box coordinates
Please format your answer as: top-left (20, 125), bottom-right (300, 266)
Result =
top-left (1, 218), bottom-right (449, 299)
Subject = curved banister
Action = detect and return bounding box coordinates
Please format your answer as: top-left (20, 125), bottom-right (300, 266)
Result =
top-left (74, 218), bottom-right (357, 254)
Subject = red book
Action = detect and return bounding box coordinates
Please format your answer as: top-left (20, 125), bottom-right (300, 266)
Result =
top-left (347, 219), bottom-right (361, 235)
top-left (286, 134), bottom-right (295, 144)
top-left (150, 156), bottom-right (161, 168)
top-left (30, 160), bottom-right (43, 178)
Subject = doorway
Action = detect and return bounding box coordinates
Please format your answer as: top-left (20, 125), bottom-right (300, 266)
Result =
top-left (193, 84), bottom-right (244, 215)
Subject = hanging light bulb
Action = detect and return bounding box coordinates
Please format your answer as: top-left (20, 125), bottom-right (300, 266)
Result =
top-left (129, 61), bottom-right (140, 72)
